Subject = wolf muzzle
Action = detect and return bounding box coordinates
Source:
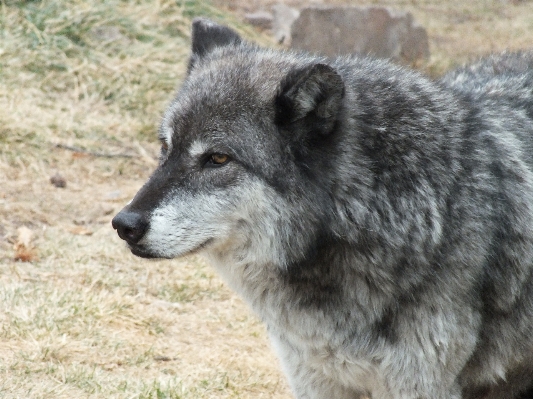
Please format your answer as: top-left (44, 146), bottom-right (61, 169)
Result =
top-left (112, 210), bottom-right (149, 245)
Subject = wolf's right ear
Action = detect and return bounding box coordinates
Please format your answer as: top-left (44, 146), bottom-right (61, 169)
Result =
top-left (275, 63), bottom-right (345, 140)
top-left (188, 18), bottom-right (242, 72)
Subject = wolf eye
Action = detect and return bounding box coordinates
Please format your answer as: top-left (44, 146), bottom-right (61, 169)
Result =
top-left (159, 141), bottom-right (169, 160)
top-left (211, 154), bottom-right (229, 164)
top-left (206, 153), bottom-right (230, 167)
top-left (158, 141), bottom-right (170, 163)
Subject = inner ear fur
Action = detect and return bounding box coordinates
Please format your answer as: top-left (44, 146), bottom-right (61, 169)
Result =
top-left (188, 18), bottom-right (242, 71)
top-left (275, 63), bottom-right (345, 137)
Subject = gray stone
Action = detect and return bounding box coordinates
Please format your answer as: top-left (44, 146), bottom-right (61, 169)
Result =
top-left (90, 25), bottom-right (125, 43)
top-left (272, 4), bottom-right (300, 45)
top-left (290, 6), bottom-right (429, 63)
top-left (244, 11), bottom-right (274, 30)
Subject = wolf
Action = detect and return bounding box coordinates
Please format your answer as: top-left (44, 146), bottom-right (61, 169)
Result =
top-left (112, 18), bottom-right (533, 399)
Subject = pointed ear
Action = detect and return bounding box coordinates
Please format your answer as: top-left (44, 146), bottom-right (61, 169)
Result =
top-left (275, 64), bottom-right (345, 138)
top-left (188, 18), bottom-right (242, 71)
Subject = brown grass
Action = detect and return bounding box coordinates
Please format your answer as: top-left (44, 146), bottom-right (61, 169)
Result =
top-left (2, 0), bottom-right (533, 398)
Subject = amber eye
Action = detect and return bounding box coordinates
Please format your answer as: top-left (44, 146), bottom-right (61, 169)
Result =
top-left (210, 153), bottom-right (229, 165)
top-left (161, 142), bottom-right (169, 152)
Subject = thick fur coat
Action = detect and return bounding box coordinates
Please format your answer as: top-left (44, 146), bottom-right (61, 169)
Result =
top-left (113, 19), bottom-right (533, 399)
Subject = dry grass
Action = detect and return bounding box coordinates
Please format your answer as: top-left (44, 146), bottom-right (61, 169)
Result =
top-left (1, 0), bottom-right (533, 398)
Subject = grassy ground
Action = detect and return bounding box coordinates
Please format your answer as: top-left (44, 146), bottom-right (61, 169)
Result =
top-left (2, 0), bottom-right (533, 398)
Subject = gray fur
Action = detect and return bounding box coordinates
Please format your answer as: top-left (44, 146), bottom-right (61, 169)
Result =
top-left (112, 19), bottom-right (533, 399)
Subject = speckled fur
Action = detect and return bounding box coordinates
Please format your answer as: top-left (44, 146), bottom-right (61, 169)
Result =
top-left (113, 19), bottom-right (533, 399)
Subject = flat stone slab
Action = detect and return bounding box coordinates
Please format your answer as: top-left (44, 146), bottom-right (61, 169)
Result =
top-left (272, 3), bottom-right (300, 45)
top-left (244, 11), bottom-right (274, 30)
top-left (290, 6), bottom-right (429, 63)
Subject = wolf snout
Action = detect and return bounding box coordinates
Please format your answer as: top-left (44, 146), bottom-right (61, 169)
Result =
top-left (112, 210), bottom-right (149, 244)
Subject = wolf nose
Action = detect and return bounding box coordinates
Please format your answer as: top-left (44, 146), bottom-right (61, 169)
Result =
top-left (111, 211), bottom-right (149, 244)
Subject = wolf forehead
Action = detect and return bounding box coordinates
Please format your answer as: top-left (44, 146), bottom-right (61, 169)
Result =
top-left (163, 57), bottom-right (272, 126)
top-left (159, 48), bottom-right (321, 148)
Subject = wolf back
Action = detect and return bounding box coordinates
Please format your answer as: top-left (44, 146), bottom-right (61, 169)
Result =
top-left (112, 19), bottom-right (533, 399)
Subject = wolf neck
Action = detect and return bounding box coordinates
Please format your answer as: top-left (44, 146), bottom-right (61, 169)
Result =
top-left (206, 236), bottom-right (393, 336)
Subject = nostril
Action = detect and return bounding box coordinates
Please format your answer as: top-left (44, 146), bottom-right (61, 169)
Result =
top-left (112, 211), bottom-right (149, 244)
top-left (122, 226), bottom-right (139, 242)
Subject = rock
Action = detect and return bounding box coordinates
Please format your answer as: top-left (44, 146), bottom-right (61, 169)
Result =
top-left (68, 225), bottom-right (93, 236)
top-left (90, 25), bottom-right (125, 43)
top-left (244, 11), bottom-right (274, 30)
top-left (103, 190), bottom-right (124, 201)
top-left (50, 172), bottom-right (66, 188)
top-left (272, 4), bottom-right (300, 45)
top-left (13, 226), bottom-right (37, 262)
top-left (290, 6), bottom-right (429, 63)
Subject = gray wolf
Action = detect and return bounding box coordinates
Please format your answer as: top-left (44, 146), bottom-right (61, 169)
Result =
top-left (112, 18), bottom-right (533, 399)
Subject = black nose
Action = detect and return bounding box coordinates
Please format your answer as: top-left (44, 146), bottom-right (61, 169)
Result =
top-left (112, 211), bottom-right (149, 244)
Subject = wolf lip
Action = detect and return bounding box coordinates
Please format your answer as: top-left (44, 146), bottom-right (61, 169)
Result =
top-left (129, 244), bottom-right (164, 259)
top-left (128, 238), bottom-right (214, 260)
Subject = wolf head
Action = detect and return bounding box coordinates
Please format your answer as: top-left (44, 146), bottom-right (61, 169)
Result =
top-left (112, 18), bottom-right (346, 269)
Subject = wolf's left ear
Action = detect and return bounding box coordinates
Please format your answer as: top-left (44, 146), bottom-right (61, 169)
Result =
top-left (275, 63), bottom-right (345, 138)
top-left (188, 18), bottom-right (242, 71)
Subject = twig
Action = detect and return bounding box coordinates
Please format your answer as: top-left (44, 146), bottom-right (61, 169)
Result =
top-left (55, 143), bottom-right (135, 158)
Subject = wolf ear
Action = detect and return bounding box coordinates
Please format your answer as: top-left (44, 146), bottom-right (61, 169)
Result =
top-left (275, 63), bottom-right (345, 138)
top-left (188, 18), bottom-right (242, 71)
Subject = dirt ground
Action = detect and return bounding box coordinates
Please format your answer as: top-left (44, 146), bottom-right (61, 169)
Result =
top-left (2, 0), bottom-right (533, 398)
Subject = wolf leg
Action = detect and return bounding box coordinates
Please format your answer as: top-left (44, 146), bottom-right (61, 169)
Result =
top-left (282, 363), bottom-right (363, 399)
top-left (269, 334), bottom-right (365, 399)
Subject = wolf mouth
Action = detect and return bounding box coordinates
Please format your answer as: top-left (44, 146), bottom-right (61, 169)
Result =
top-left (128, 238), bottom-right (214, 259)
top-left (128, 244), bottom-right (165, 259)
